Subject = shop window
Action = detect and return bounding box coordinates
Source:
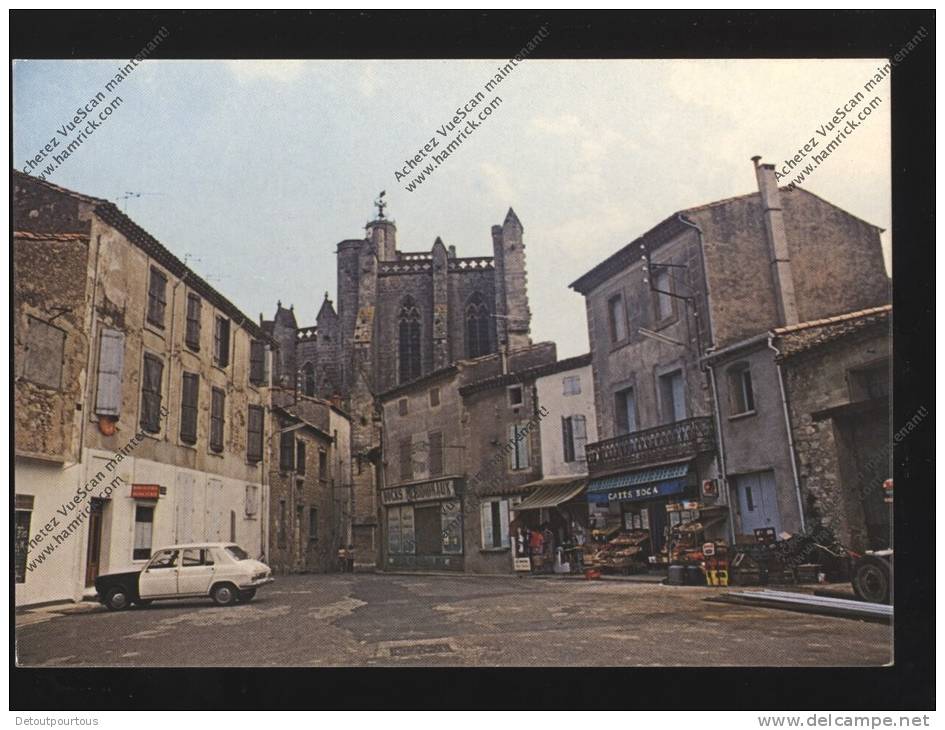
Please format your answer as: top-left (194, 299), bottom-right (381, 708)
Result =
top-left (399, 438), bottom-right (413, 481)
top-left (249, 340), bottom-right (267, 386)
top-left (277, 499), bottom-right (287, 548)
top-left (659, 369), bottom-right (687, 424)
top-left (727, 363), bottom-right (756, 416)
top-left (387, 505), bottom-right (416, 554)
top-left (562, 375), bottom-right (581, 396)
top-left (441, 499), bottom-right (463, 554)
top-left (398, 297), bottom-right (422, 384)
top-left (296, 440), bottom-right (307, 475)
top-left (651, 266), bottom-right (674, 322)
top-left (213, 316), bottom-right (230, 367)
top-left (185, 293), bottom-right (202, 351)
top-left (180, 372), bottom-right (199, 445)
top-left (623, 507), bottom-right (650, 531)
top-left (481, 499), bottom-right (510, 549)
top-left (210, 387), bottom-right (225, 453)
top-left (319, 449), bottom-right (328, 480)
top-left (245, 484), bottom-right (259, 517)
top-left (302, 363), bottom-right (316, 397)
top-left (615, 386), bottom-right (638, 435)
top-left (309, 507), bottom-right (318, 541)
top-left (465, 292), bottom-right (491, 359)
top-left (562, 415), bottom-right (588, 463)
top-left (429, 387), bottom-right (440, 407)
top-left (279, 431), bottom-right (295, 471)
top-left (507, 385), bottom-right (524, 407)
top-left (94, 327), bottom-right (125, 415)
top-left (14, 496), bottom-right (33, 584)
top-left (140, 353), bottom-right (164, 433)
top-left (247, 405), bottom-right (264, 462)
top-left (133, 504), bottom-right (155, 560)
top-left (146, 266), bottom-right (167, 328)
top-left (607, 293), bottom-right (628, 343)
top-left (428, 432), bottom-right (444, 477)
top-left (509, 423), bottom-right (530, 470)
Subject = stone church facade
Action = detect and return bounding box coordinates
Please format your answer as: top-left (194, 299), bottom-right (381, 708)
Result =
top-left (264, 205), bottom-right (533, 569)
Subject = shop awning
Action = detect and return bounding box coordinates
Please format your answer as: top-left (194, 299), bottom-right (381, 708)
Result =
top-left (511, 477), bottom-right (586, 511)
top-left (586, 462), bottom-right (691, 504)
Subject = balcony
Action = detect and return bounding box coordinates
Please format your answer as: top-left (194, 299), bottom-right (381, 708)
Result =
top-left (585, 416), bottom-right (716, 474)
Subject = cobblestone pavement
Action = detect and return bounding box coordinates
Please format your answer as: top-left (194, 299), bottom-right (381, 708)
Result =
top-left (15, 574), bottom-right (893, 667)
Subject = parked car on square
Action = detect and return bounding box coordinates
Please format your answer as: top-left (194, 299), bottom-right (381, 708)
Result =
top-left (94, 543), bottom-right (274, 611)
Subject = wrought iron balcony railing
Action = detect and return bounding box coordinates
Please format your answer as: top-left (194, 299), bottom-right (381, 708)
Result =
top-left (585, 416), bottom-right (715, 473)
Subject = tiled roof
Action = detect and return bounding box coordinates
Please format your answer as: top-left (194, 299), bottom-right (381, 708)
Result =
top-left (774, 305), bottom-right (891, 358)
top-left (459, 353), bottom-right (592, 396)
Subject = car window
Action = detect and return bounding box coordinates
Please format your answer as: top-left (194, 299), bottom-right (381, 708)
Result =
top-left (225, 545), bottom-right (249, 561)
top-left (181, 548), bottom-right (207, 566)
top-left (148, 549), bottom-right (178, 570)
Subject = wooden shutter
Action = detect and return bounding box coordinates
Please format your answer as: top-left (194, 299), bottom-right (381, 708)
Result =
top-left (147, 268), bottom-right (167, 327)
top-left (185, 294), bottom-right (201, 350)
top-left (562, 417), bottom-right (575, 462)
top-left (296, 440), bottom-right (306, 475)
top-left (247, 405), bottom-right (263, 462)
top-left (250, 340), bottom-right (265, 385)
top-left (210, 388), bottom-right (225, 452)
top-left (95, 328), bottom-right (125, 416)
top-left (480, 502), bottom-right (494, 548)
top-left (180, 372), bottom-right (199, 444)
top-left (140, 354), bottom-right (163, 432)
top-left (428, 432), bottom-right (443, 476)
top-left (279, 430), bottom-right (295, 471)
top-left (399, 438), bottom-right (413, 481)
top-left (573, 415), bottom-right (587, 460)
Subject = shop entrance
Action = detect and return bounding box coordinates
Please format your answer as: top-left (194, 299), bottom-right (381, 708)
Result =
top-left (414, 505), bottom-right (442, 554)
top-left (84, 499), bottom-right (105, 586)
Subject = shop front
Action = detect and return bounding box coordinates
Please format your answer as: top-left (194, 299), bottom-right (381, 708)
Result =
top-left (382, 477), bottom-right (465, 571)
top-left (508, 477), bottom-right (588, 575)
top-left (585, 462), bottom-right (708, 574)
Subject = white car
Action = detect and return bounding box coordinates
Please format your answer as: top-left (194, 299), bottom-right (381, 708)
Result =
top-left (94, 543), bottom-right (274, 610)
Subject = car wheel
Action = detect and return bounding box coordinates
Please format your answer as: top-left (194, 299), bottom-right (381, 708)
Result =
top-left (211, 583), bottom-right (238, 606)
top-left (852, 556), bottom-right (892, 604)
top-left (236, 589), bottom-right (256, 603)
top-left (105, 587), bottom-right (131, 611)
top-left (134, 599), bottom-right (153, 608)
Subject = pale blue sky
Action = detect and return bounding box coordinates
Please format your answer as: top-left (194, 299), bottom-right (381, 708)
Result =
top-left (13, 59), bottom-right (891, 358)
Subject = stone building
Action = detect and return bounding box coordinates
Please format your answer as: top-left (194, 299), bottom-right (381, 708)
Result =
top-left (14, 171), bottom-right (275, 606)
top-left (270, 203), bottom-right (535, 569)
top-left (570, 158), bottom-right (891, 552)
top-left (267, 392), bottom-right (342, 574)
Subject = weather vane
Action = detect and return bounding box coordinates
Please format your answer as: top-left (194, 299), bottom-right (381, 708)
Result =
top-left (374, 190), bottom-right (387, 219)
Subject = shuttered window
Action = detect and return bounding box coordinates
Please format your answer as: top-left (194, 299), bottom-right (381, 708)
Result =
top-left (509, 423), bottom-right (530, 470)
top-left (319, 449), bottom-right (328, 480)
top-left (21, 316), bottom-right (66, 390)
top-left (180, 372), bottom-right (199, 445)
top-left (140, 354), bottom-right (164, 433)
top-left (210, 387), bottom-right (225, 452)
top-left (428, 431), bottom-right (444, 477)
top-left (296, 440), bottom-right (307, 475)
top-left (214, 317), bottom-right (230, 367)
top-left (562, 417), bottom-right (575, 462)
top-left (279, 430), bottom-right (295, 471)
top-left (250, 340), bottom-right (266, 385)
top-left (147, 267), bottom-right (167, 328)
top-left (399, 438), bottom-right (413, 481)
top-left (185, 294), bottom-right (201, 351)
top-left (562, 415), bottom-right (588, 463)
top-left (247, 405), bottom-right (264, 463)
top-left (95, 328), bottom-right (125, 416)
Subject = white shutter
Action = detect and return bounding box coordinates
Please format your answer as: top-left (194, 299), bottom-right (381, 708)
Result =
top-left (499, 500), bottom-right (510, 547)
top-left (481, 502), bottom-right (493, 548)
top-left (95, 328), bottom-right (125, 416)
top-left (573, 415), bottom-right (588, 460)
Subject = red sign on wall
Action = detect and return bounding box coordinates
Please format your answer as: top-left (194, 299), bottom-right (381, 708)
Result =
top-left (131, 484), bottom-right (161, 500)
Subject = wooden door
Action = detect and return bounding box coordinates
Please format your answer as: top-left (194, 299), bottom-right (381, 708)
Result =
top-left (84, 499), bottom-right (105, 586)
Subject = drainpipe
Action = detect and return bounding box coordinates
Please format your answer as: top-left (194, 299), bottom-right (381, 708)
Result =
top-left (768, 334), bottom-right (806, 532)
top-left (705, 357), bottom-right (736, 544)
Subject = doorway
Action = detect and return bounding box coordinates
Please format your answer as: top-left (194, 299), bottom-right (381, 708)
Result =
top-left (734, 471), bottom-right (782, 535)
top-left (84, 499), bottom-right (106, 586)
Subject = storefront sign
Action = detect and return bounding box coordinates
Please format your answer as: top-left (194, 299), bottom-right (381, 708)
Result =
top-left (513, 557), bottom-right (532, 572)
top-left (131, 484), bottom-right (161, 500)
top-left (381, 479), bottom-right (458, 506)
top-left (607, 478), bottom-right (685, 504)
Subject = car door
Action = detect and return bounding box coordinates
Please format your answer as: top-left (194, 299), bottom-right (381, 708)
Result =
top-left (138, 549), bottom-right (181, 598)
top-left (177, 547), bottom-right (216, 596)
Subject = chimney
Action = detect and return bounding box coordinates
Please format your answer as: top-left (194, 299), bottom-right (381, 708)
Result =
top-left (752, 156), bottom-right (799, 326)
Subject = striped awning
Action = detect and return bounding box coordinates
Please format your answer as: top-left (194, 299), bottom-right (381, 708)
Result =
top-left (511, 477), bottom-right (587, 511)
